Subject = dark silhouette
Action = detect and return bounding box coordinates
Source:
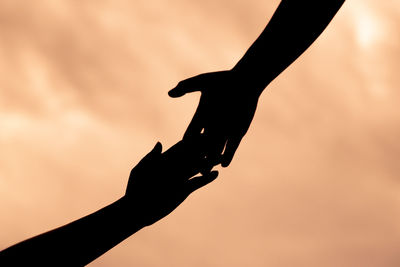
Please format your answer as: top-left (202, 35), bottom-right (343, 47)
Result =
top-left (169, 0), bottom-right (346, 167)
top-left (1, 1), bottom-right (346, 265)
top-left (0, 138), bottom-right (218, 266)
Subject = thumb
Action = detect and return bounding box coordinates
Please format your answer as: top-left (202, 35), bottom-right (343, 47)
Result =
top-left (141, 142), bottom-right (162, 163)
top-left (149, 141), bottom-right (163, 157)
top-left (186, 171), bottom-right (219, 195)
top-left (129, 142), bottom-right (162, 178)
top-left (168, 73), bottom-right (209, 98)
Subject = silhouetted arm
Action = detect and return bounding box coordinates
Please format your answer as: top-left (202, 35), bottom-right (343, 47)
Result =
top-left (168, 0), bottom-right (345, 167)
top-left (0, 140), bottom-right (218, 266)
top-left (233, 0), bottom-right (346, 92)
top-left (0, 198), bottom-right (142, 267)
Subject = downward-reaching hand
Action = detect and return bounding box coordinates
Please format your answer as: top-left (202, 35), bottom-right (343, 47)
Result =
top-left (169, 70), bottom-right (261, 168)
top-left (168, 0), bottom-right (345, 168)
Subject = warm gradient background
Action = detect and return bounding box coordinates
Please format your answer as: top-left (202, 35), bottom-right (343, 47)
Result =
top-left (1, 0), bottom-right (399, 266)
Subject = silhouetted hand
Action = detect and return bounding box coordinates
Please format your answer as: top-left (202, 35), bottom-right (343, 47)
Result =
top-left (168, 70), bottom-right (262, 167)
top-left (0, 138), bottom-right (218, 266)
top-left (125, 139), bottom-right (219, 226)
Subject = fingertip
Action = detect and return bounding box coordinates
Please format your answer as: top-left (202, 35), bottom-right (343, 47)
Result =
top-left (154, 142), bottom-right (162, 153)
top-left (168, 89), bottom-right (176, 97)
top-left (210, 170), bottom-right (219, 179)
top-left (221, 162), bottom-right (229, 168)
top-left (221, 157), bottom-right (232, 168)
top-left (222, 137), bottom-right (242, 167)
top-left (168, 88), bottom-right (184, 98)
top-left (167, 89), bottom-right (175, 97)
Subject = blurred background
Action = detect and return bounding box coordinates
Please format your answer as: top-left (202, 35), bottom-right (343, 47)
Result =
top-left (1, 0), bottom-right (399, 266)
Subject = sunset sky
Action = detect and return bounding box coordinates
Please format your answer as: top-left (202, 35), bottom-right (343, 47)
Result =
top-left (1, 1), bottom-right (399, 266)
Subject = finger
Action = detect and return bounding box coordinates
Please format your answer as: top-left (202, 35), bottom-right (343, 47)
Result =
top-left (147, 142), bottom-right (163, 158)
top-left (162, 135), bottom-right (206, 159)
top-left (130, 142), bottom-right (162, 176)
top-left (203, 130), bottom-right (226, 170)
top-left (186, 171), bottom-right (219, 194)
top-left (221, 135), bottom-right (243, 167)
top-left (183, 95), bottom-right (208, 139)
top-left (182, 134), bottom-right (208, 157)
top-left (138, 142), bottom-right (162, 165)
top-left (160, 137), bottom-right (208, 179)
top-left (183, 108), bottom-right (204, 140)
top-left (168, 74), bottom-right (209, 98)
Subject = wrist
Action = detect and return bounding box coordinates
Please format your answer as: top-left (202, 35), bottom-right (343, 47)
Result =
top-left (115, 197), bottom-right (148, 232)
top-left (230, 67), bottom-right (266, 98)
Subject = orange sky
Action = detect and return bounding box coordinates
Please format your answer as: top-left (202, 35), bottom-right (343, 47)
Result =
top-left (1, 1), bottom-right (400, 266)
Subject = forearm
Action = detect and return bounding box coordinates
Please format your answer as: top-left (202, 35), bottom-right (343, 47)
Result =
top-left (232, 0), bottom-right (345, 94)
top-left (0, 197), bottom-right (144, 266)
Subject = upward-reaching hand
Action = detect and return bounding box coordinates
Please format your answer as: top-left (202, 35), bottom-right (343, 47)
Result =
top-left (168, 70), bottom-right (262, 167)
top-left (0, 138), bottom-right (218, 267)
top-left (125, 139), bottom-right (219, 226)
